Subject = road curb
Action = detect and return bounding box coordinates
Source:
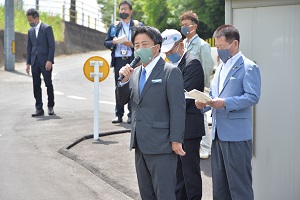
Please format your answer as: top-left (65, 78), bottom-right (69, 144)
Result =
top-left (58, 129), bottom-right (141, 200)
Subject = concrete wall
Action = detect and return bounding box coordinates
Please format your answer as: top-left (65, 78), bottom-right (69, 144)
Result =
top-left (227, 0), bottom-right (300, 199)
top-left (0, 21), bottom-right (107, 67)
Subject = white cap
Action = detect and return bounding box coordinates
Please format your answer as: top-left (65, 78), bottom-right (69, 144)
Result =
top-left (161, 29), bottom-right (182, 53)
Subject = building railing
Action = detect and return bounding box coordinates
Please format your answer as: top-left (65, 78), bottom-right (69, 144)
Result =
top-left (206, 37), bottom-right (215, 47)
top-left (19, 0), bottom-right (105, 32)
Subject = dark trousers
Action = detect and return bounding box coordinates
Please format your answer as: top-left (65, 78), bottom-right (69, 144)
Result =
top-left (31, 59), bottom-right (54, 110)
top-left (135, 143), bottom-right (178, 200)
top-left (176, 138), bottom-right (202, 200)
top-left (212, 133), bottom-right (253, 200)
top-left (114, 57), bottom-right (131, 118)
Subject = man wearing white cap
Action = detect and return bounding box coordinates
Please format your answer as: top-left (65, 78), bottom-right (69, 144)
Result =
top-left (162, 29), bottom-right (205, 200)
top-left (180, 10), bottom-right (214, 160)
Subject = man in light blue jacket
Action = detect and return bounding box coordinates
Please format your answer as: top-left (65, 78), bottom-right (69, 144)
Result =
top-left (195, 25), bottom-right (261, 200)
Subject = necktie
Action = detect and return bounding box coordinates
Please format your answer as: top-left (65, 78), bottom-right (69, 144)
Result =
top-left (139, 68), bottom-right (146, 96)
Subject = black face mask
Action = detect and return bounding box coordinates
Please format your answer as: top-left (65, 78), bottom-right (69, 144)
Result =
top-left (119, 13), bottom-right (129, 19)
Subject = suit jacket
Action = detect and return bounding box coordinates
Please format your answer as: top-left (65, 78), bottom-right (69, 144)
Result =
top-left (202, 54), bottom-right (261, 141)
top-left (177, 52), bottom-right (205, 139)
top-left (184, 34), bottom-right (214, 88)
top-left (26, 22), bottom-right (55, 66)
top-left (104, 19), bottom-right (142, 67)
top-left (117, 57), bottom-right (186, 154)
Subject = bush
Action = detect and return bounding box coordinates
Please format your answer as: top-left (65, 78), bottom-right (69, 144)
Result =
top-left (0, 6), bottom-right (63, 42)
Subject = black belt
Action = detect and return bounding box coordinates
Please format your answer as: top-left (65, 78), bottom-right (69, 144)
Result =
top-left (116, 56), bottom-right (130, 60)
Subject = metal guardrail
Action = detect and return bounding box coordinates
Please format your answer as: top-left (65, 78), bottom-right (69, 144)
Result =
top-left (19, 0), bottom-right (105, 32)
top-left (206, 37), bottom-right (215, 47)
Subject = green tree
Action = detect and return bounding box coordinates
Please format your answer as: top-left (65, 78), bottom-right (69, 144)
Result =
top-left (136, 0), bottom-right (169, 30)
top-left (97, 0), bottom-right (115, 28)
top-left (168, 0), bottom-right (224, 39)
top-left (97, 0), bottom-right (144, 29)
top-left (97, 0), bottom-right (224, 39)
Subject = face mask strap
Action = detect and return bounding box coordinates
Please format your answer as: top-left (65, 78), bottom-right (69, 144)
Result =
top-left (151, 44), bottom-right (160, 58)
top-left (174, 43), bottom-right (180, 53)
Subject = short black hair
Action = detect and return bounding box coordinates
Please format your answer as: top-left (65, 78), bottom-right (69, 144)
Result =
top-left (26, 8), bottom-right (39, 19)
top-left (213, 24), bottom-right (240, 44)
top-left (119, 0), bottom-right (132, 10)
top-left (132, 26), bottom-right (162, 48)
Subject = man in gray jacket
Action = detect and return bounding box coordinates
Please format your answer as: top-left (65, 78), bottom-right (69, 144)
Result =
top-left (117, 26), bottom-right (186, 200)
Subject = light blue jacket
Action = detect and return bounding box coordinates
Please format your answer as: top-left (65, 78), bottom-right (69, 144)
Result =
top-left (202, 54), bottom-right (261, 141)
top-left (184, 34), bottom-right (214, 88)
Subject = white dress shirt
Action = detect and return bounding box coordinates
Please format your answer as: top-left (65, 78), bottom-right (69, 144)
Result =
top-left (141, 55), bottom-right (160, 80)
top-left (219, 51), bottom-right (242, 94)
top-left (119, 55), bottom-right (161, 86)
top-left (35, 20), bottom-right (42, 38)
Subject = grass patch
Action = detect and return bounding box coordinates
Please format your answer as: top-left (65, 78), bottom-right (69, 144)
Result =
top-left (0, 6), bottom-right (63, 42)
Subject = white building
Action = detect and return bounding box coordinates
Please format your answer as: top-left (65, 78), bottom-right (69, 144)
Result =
top-left (225, 0), bottom-right (300, 199)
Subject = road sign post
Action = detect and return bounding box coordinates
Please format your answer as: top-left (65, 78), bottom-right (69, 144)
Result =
top-left (83, 56), bottom-right (109, 141)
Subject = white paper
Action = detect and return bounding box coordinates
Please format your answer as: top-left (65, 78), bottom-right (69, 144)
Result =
top-left (185, 89), bottom-right (212, 103)
top-left (113, 35), bottom-right (128, 44)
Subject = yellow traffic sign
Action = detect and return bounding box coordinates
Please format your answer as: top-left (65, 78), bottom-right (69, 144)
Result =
top-left (83, 56), bottom-right (110, 82)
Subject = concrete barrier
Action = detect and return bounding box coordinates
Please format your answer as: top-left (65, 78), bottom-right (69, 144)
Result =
top-left (0, 21), bottom-right (107, 68)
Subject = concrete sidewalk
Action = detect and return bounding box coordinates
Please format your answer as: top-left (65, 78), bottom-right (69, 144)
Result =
top-left (59, 121), bottom-right (213, 200)
top-left (1, 53), bottom-right (212, 199)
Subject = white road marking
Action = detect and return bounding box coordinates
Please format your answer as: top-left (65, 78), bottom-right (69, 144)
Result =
top-left (54, 91), bottom-right (64, 95)
top-left (99, 101), bottom-right (115, 105)
top-left (67, 96), bottom-right (86, 100)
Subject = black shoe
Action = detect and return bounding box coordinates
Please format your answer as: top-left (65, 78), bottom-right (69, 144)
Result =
top-left (48, 107), bottom-right (55, 115)
top-left (32, 110), bottom-right (44, 117)
top-left (127, 117), bottom-right (132, 124)
top-left (112, 116), bottom-right (122, 123)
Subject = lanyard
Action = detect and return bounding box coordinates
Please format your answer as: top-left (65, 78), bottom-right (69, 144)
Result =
top-left (185, 35), bottom-right (199, 49)
top-left (121, 23), bottom-right (131, 41)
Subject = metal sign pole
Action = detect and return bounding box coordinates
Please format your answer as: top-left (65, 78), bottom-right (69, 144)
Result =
top-left (90, 61), bottom-right (103, 141)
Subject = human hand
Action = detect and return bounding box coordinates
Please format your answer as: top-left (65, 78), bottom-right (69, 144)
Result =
top-left (122, 40), bottom-right (133, 47)
top-left (26, 64), bottom-right (31, 75)
top-left (119, 63), bottom-right (134, 83)
top-left (195, 99), bottom-right (207, 109)
top-left (112, 37), bottom-right (118, 45)
top-left (172, 142), bottom-right (186, 156)
top-left (45, 61), bottom-right (52, 71)
top-left (207, 98), bottom-right (225, 109)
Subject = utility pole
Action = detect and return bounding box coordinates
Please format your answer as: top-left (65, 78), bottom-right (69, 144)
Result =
top-left (4, 0), bottom-right (15, 71)
top-left (36, 0), bottom-right (39, 10)
top-left (113, 0), bottom-right (116, 23)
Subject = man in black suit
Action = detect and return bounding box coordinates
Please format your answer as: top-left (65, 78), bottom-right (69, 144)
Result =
top-left (104, 0), bottom-right (142, 124)
top-left (162, 29), bottom-right (205, 200)
top-left (26, 8), bottom-right (55, 117)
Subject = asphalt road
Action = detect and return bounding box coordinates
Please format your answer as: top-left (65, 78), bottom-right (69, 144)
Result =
top-left (0, 50), bottom-right (212, 200)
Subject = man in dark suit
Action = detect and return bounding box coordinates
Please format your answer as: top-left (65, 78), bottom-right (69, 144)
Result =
top-left (26, 8), bottom-right (55, 117)
top-left (117, 26), bottom-right (186, 200)
top-left (162, 29), bottom-right (205, 200)
top-left (104, 0), bottom-right (142, 124)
